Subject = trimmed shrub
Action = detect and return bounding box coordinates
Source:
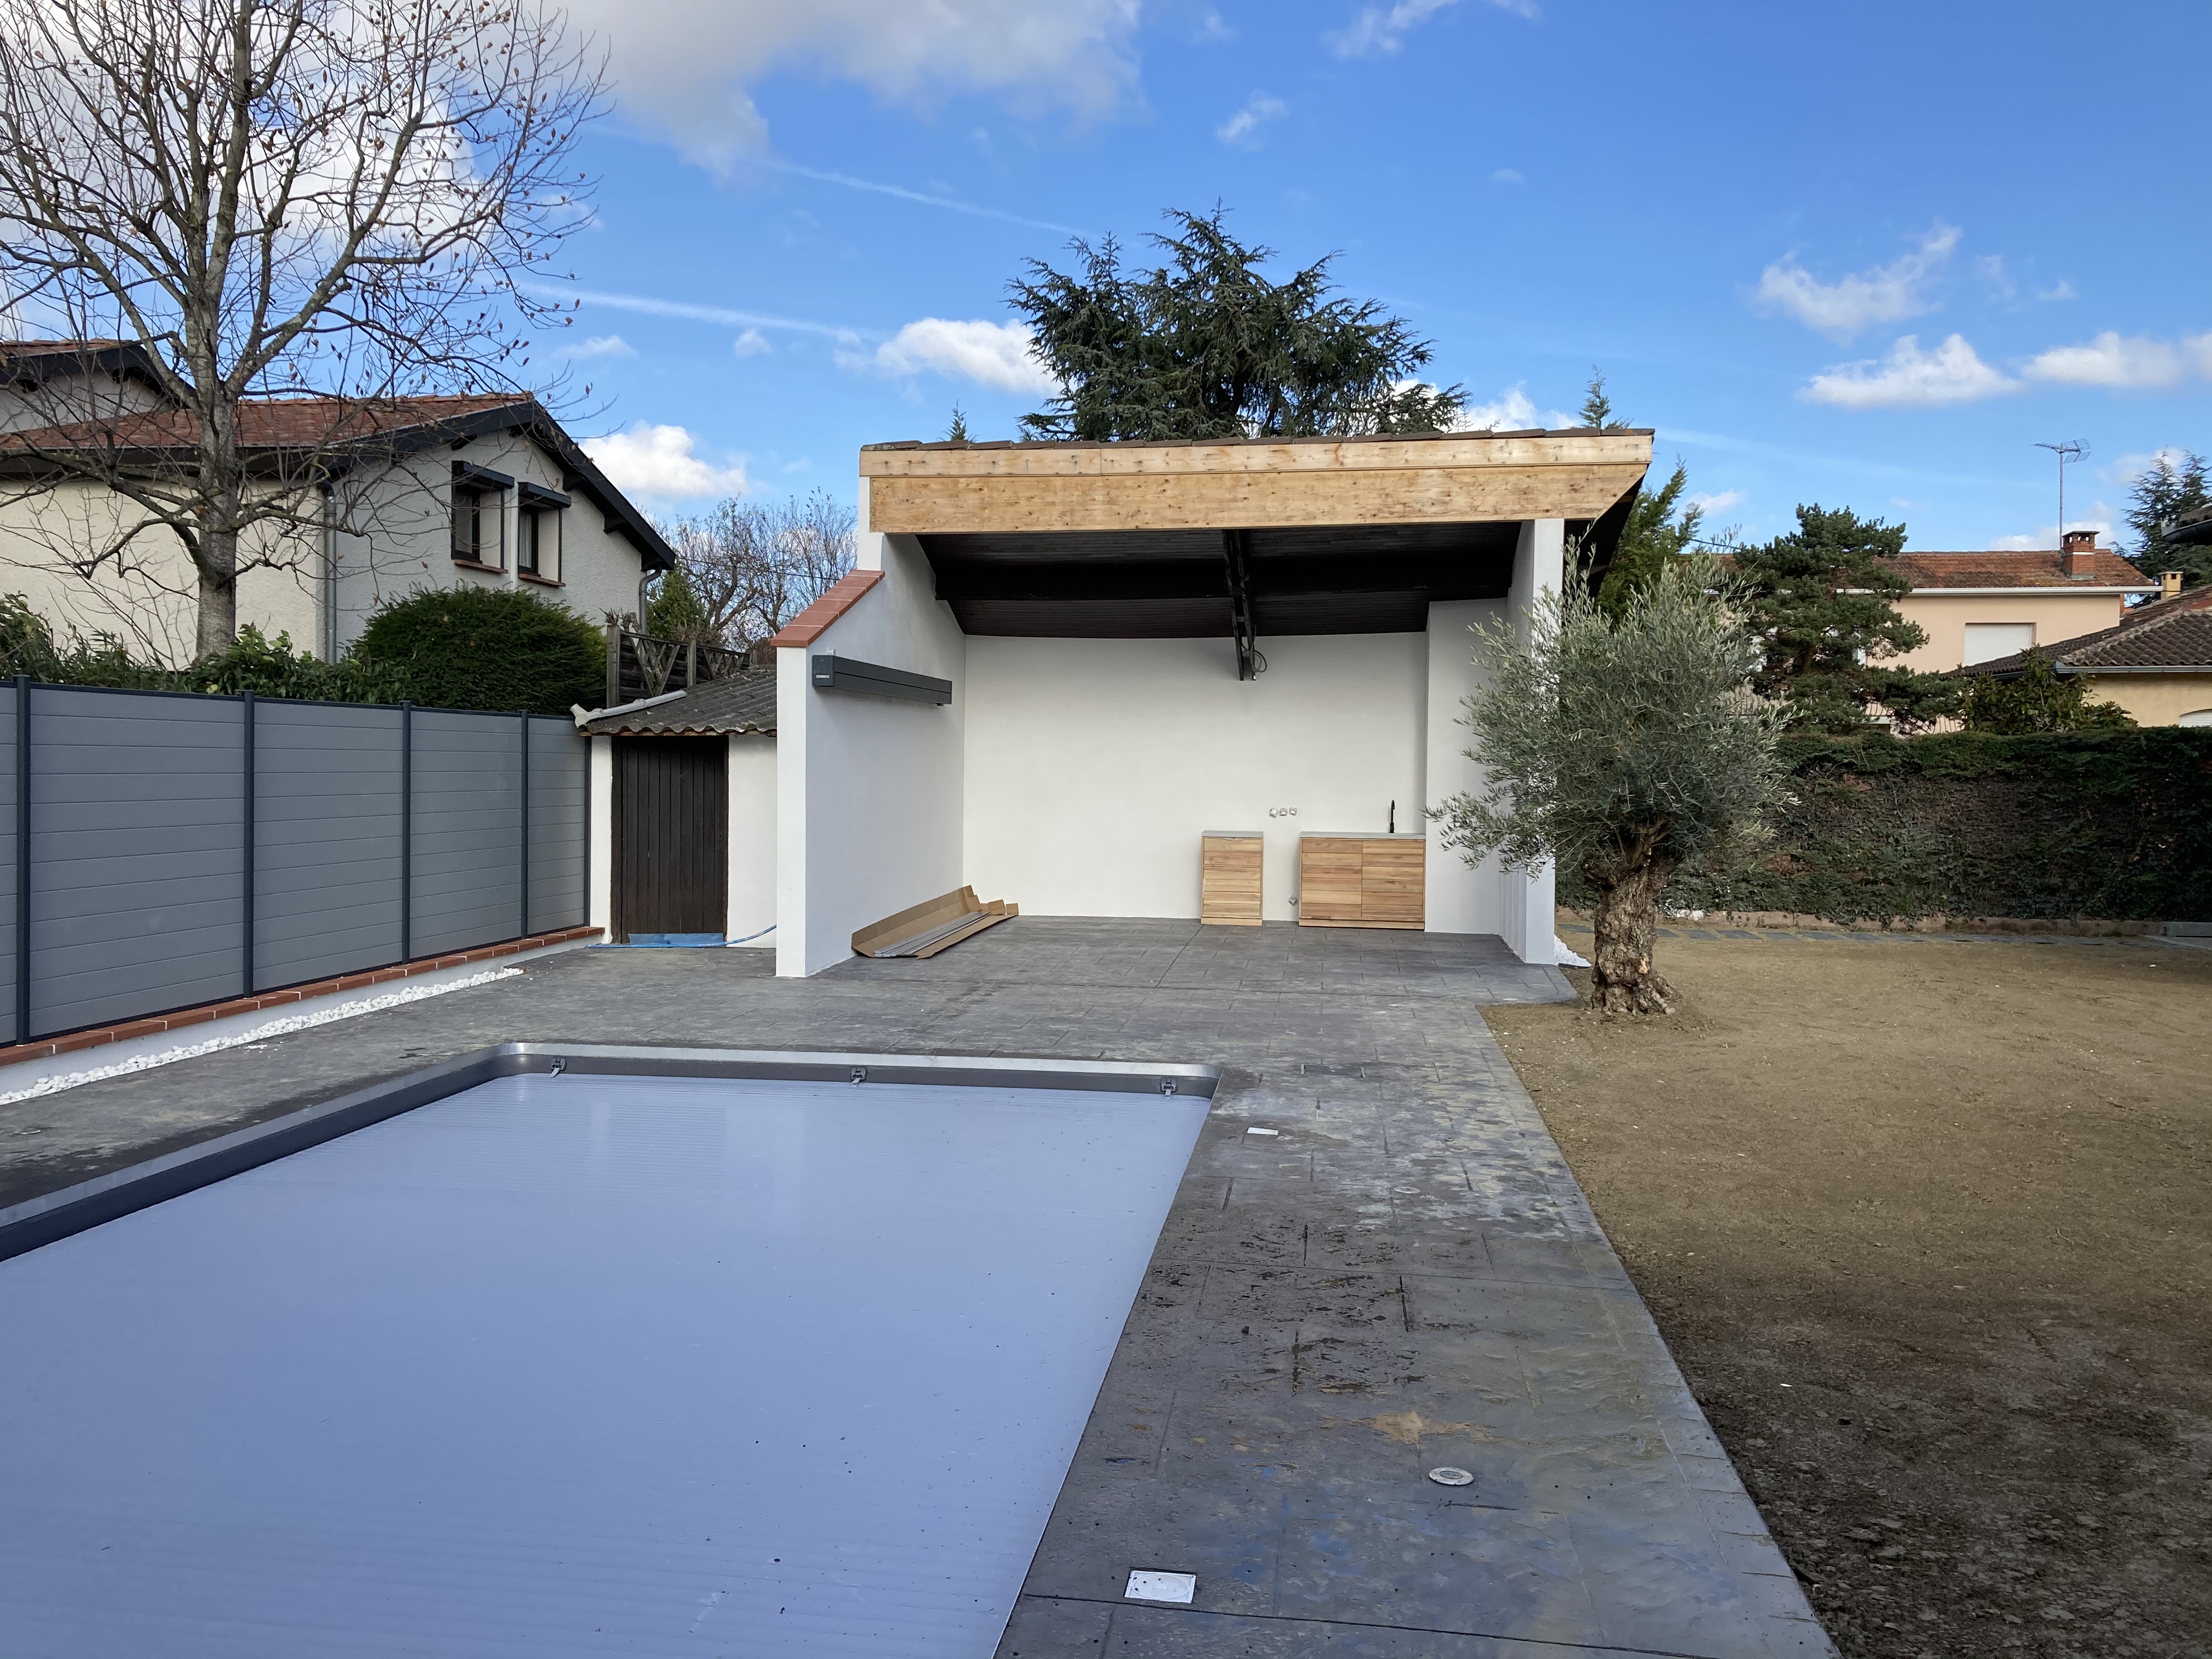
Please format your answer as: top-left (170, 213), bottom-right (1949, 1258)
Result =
top-left (357, 585), bottom-right (604, 716)
top-left (1561, 730), bottom-right (2212, 924)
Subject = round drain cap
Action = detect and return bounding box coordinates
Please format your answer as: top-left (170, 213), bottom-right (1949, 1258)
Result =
top-left (1427, 1466), bottom-right (1475, 1487)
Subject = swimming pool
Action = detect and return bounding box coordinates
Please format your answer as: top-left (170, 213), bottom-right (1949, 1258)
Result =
top-left (0, 1048), bottom-right (1214, 1657)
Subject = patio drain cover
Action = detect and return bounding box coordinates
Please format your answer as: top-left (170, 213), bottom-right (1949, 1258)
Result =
top-left (0, 1073), bottom-right (1207, 1657)
top-left (1126, 1570), bottom-right (1198, 1603)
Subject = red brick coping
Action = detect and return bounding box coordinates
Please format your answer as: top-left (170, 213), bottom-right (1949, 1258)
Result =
top-left (0, 925), bottom-right (602, 1069)
top-left (766, 568), bottom-right (882, 648)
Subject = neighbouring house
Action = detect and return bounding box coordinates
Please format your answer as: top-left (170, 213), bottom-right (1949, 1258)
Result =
top-left (0, 340), bottom-right (671, 662)
top-left (1886, 532), bottom-right (2159, 670)
top-left (574, 427), bottom-right (1655, 973)
top-left (1958, 582), bottom-right (2212, 726)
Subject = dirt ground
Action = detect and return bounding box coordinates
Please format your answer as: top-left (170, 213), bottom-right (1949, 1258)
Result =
top-left (1483, 934), bottom-right (2212, 1659)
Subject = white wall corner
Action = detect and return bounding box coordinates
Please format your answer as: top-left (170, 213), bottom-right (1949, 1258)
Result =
top-left (586, 735), bottom-right (614, 936)
top-left (1499, 518), bottom-right (1564, 966)
top-left (772, 645), bottom-right (811, 977)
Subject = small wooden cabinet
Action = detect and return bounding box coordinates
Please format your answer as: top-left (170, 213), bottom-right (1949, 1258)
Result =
top-left (1297, 833), bottom-right (1425, 929)
top-left (1200, 831), bottom-right (1263, 925)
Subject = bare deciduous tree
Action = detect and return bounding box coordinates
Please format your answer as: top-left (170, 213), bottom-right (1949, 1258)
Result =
top-left (0, 0), bottom-right (605, 656)
top-left (654, 490), bottom-right (857, 652)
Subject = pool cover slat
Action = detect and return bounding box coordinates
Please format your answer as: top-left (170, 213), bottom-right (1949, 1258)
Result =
top-left (0, 1073), bottom-right (1207, 1657)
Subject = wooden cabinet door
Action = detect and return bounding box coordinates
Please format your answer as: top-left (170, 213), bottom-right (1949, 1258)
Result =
top-left (1360, 839), bottom-right (1425, 927)
top-left (1298, 838), bottom-right (1365, 922)
top-left (1200, 835), bottom-right (1263, 924)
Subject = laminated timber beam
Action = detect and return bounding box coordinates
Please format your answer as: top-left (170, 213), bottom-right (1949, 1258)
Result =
top-left (859, 429), bottom-right (1654, 536)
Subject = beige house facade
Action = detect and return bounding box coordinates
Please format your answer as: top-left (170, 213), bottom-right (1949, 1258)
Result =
top-left (1961, 584), bottom-right (2212, 726)
top-left (0, 344), bottom-right (669, 663)
top-left (1888, 534), bottom-right (2158, 672)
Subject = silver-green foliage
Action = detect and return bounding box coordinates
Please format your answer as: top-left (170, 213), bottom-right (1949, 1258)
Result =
top-left (1436, 560), bottom-right (1792, 882)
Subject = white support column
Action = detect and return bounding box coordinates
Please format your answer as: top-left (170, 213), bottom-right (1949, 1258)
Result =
top-left (772, 640), bottom-right (812, 977)
top-left (586, 735), bottom-right (614, 936)
top-left (1500, 518), bottom-right (1564, 966)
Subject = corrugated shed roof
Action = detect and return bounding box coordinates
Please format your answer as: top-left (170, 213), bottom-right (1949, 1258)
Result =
top-left (1963, 586), bottom-right (2212, 676)
top-left (582, 670), bottom-right (776, 735)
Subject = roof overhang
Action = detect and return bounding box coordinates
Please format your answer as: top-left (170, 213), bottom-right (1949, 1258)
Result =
top-left (859, 428), bottom-right (1652, 640)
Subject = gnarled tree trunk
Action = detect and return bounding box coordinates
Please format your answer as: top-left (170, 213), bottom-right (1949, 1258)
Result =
top-left (1584, 835), bottom-right (1678, 1015)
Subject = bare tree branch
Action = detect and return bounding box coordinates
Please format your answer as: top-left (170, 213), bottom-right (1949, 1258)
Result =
top-left (0, 0), bottom-right (606, 656)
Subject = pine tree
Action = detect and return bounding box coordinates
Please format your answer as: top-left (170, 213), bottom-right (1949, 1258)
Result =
top-left (946, 405), bottom-right (970, 442)
top-left (2123, 451), bottom-right (2212, 590)
top-left (1596, 459), bottom-right (1704, 622)
top-left (1011, 207), bottom-right (1463, 441)
top-left (646, 562), bottom-right (710, 640)
top-left (1732, 504), bottom-right (1959, 732)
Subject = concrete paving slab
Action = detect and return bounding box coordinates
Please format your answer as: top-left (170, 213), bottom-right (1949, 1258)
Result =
top-left (0, 916), bottom-right (1829, 1658)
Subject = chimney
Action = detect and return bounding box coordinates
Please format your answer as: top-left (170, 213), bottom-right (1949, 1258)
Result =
top-left (2061, 528), bottom-right (2097, 577)
top-left (2163, 570), bottom-right (2185, 601)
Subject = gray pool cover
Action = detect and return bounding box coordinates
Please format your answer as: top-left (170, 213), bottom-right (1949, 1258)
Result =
top-left (0, 1073), bottom-right (1208, 1656)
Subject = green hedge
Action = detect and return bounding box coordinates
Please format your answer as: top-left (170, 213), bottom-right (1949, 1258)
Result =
top-left (1561, 731), bottom-right (2212, 924)
top-left (356, 586), bottom-right (603, 716)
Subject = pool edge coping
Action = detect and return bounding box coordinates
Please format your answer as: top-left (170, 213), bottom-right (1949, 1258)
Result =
top-left (0, 1043), bottom-right (1221, 1265)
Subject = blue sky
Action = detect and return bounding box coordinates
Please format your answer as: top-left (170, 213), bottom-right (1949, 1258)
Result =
top-left (549, 0), bottom-right (2210, 555)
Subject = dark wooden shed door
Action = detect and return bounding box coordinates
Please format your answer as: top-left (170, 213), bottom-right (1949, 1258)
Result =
top-left (614, 737), bottom-right (728, 940)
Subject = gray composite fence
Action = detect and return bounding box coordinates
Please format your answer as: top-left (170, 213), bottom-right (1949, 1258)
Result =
top-left (0, 680), bottom-right (589, 1047)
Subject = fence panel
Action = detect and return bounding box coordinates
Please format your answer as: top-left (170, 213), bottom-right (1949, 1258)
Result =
top-left (528, 716), bottom-right (588, 935)
top-left (0, 683), bottom-right (17, 1047)
top-left (409, 710), bottom-right (526, 959)
top-left (29, 688), bottom-right (246, 1037)
top-left (256, 702), bottom-right (407, 989)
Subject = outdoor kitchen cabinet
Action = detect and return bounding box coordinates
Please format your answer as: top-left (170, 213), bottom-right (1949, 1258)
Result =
top-left (1200, 831), bottom-right (1263, 925)
top-left (1297, 833), bottom-right (1425, 928)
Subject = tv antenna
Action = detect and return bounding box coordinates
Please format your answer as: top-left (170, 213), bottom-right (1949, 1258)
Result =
top-left (2034, 440), bottom-right (2086, 545)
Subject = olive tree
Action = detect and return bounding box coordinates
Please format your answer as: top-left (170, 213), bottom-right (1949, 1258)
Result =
top-left (1434, 560), bottom-right (1790, 1014)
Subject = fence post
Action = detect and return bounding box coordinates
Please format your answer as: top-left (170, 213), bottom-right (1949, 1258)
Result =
top-left (518, 710), bottom-right (531, 940)
top-left (241, 689), bottom-right (256, 996)
top-left (400, 701), bottom-right (413, 962)
top-left (14, 675), bottom-right (28, 1045)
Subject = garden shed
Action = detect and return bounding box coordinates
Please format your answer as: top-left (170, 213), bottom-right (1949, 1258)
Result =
top-left (580, 670), bottom-right (776, 945)
top-left (768, 427), bottom-right (1652, 977)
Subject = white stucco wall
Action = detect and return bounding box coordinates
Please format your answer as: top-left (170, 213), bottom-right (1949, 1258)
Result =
top-left (1497, 518), bottom-right (1562, 964)
top-left (726, 732), bottom-right (777, 945)
top-left (962, 633), bottom-right (1424, 921)
top-left (587, 735), bottom-right (614, 936)
top-left (1424, 597), bottom-right (1510, 936)
top-left (775, 514), bottom-right (967, 978)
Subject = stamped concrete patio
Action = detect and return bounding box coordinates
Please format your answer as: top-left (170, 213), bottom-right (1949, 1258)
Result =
top-left (0, 918), bottom-right (1833, 1658)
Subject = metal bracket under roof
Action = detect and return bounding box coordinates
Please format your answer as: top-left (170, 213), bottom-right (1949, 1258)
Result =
top-left (1223, 529), bottom-right (1260, 680)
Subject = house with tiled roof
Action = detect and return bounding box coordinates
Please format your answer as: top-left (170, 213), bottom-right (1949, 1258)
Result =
top-left (1958, 584), bottom-right (2212, 726)
top-left (0, 342), bottom-right (670, 663)
top-left (1884, 532), bottom-right (2160, 672)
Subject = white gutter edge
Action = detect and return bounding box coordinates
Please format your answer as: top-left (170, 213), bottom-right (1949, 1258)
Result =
top-left (571, 689), bottom-right (690, 728)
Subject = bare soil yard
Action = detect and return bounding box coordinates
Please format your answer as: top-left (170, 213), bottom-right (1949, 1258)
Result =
top-left (1484, 934), bottom-right (2211, 1659)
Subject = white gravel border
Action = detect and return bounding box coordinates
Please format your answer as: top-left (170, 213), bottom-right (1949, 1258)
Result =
top-left (0, 967), bottom-right (522, 1108)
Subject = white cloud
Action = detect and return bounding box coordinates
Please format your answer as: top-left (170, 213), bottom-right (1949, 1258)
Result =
top-left (731, 329), bottom-right (772, 358)
top-left (1327, 0), bottom-right (1533, 58)
top-left (1452, 386), bottom-right (1571, 432)
top-left (857, 318), bottom-right (1058, 394)
top-left (564, 0), bottom-right (1142, 167)
top-left (1988, 514), bottom-right (2113, 552)
top-left (1801, 333), bottom-right (2019, 410)
top-left (2023, 330), bottom-right (2191, 389)
top-left (566, 334), bottom-right (635, 359)
top-left (2105, 446), bottom-right (2194, 485)
top-left (583, 424), bottom-right (751, 500)
top-left (1689, 489), bottom-right (1745, 515)
top-left (1217, 93), bottom-right (1287, 147)
top-left (2039, 279), bottom-right (2078, 302)
top-left (1756, 223), bottom-right (1960, 340)
top-left (1488, 167), bottom-right (1524, 186)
